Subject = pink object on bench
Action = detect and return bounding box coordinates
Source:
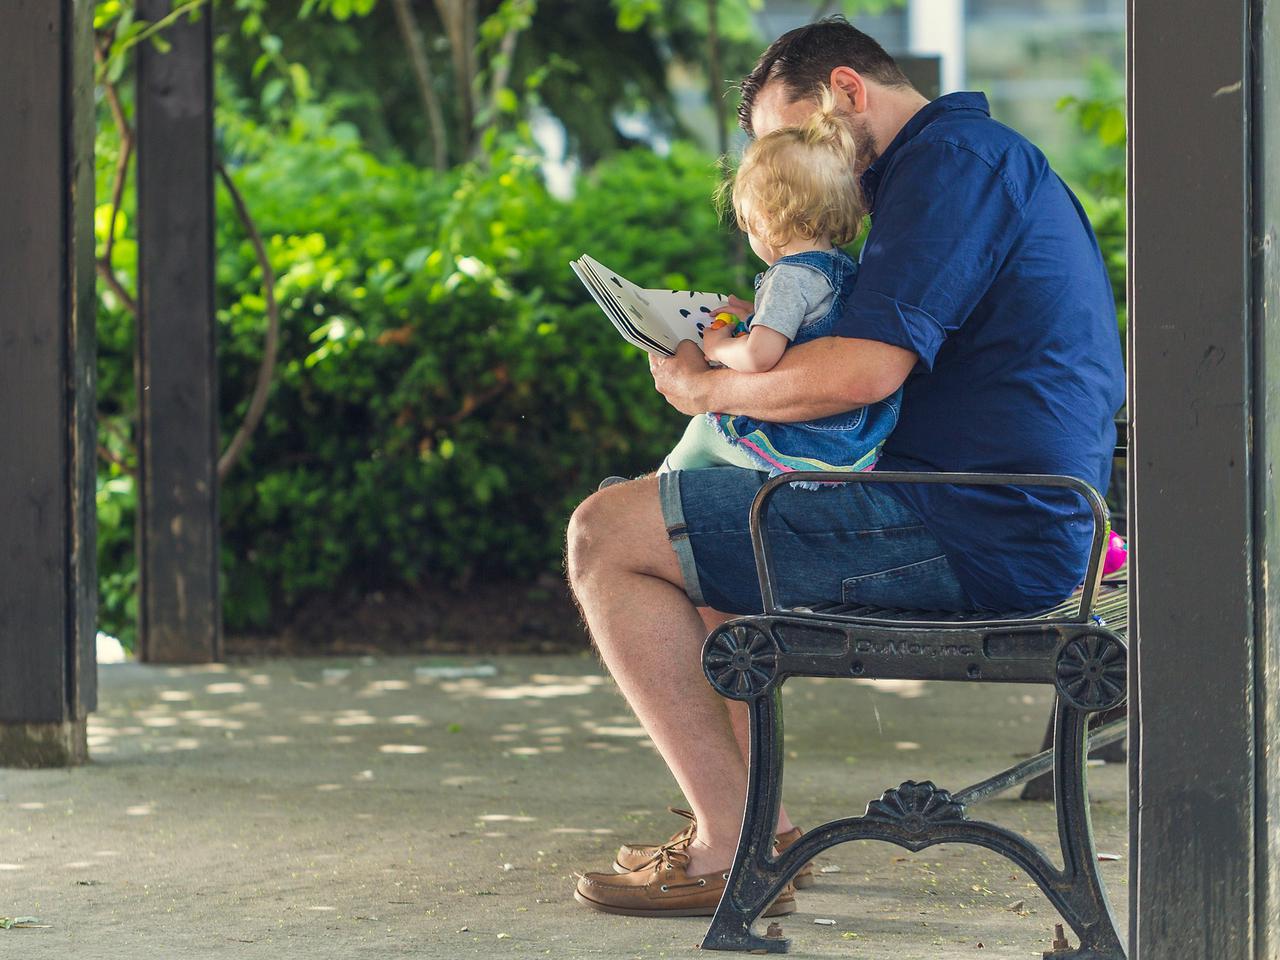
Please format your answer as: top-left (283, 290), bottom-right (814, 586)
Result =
top-left (1102, 531), bottom-right (1128, 576)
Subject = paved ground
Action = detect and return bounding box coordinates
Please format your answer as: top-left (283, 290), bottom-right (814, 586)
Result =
top-left (0, 655), bottom-right (1127, 959)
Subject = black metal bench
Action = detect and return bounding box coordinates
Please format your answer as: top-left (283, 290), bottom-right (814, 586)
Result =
top-left (698, 469), bottom-right (1128, 958)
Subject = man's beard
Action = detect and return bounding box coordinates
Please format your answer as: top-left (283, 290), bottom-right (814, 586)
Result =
top-left (849, 114), bottom-right (880, 175)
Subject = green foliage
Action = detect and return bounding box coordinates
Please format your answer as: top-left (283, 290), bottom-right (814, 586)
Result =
top-left (300, 0), bottom-right (379, 19)
top-left (96, 0), bottom-right (211, 81)
top-left (95, 100), bottom-right (744, 638)
top-left (1056, 61), bottom-right (1126, 332)
top-left (90, 0), bottom-right (1118, 647)
top-left (215, 1), bottom-right (694, 166)
top-left (613, 0), bottom-right (906, 34)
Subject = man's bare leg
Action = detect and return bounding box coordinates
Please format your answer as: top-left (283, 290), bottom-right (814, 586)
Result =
top-left (567, 476), bottom-right (783, 875)
top-left (699, 608), bottom-right (796, 836)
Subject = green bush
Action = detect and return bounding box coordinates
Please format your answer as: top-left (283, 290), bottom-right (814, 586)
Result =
top-left (95, 80), bottom-right (1127, 648)
top-left (95, 106), bottom-right (746, 641)
top-left (1057, 62), bottom-right (1126, 333)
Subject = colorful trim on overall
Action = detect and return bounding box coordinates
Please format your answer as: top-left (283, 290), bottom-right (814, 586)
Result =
top-left (709, 412), bottom-right (884, 476)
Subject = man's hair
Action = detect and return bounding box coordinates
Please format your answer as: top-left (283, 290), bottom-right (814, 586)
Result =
top-left (737, 16), bottom-right (913, 136)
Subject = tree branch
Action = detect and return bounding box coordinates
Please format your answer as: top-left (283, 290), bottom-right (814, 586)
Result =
top-left (97, 260), bottom-right (139, 315)
top-left (95, 40), bottom-right (134, 143)
top-left (462, 0), bottom-right (479, 133)
top-left (97, 418), bottom-right (136, 475)
top-left (707, 0), bottom-right (728, 158)
top-left (215, 162), bottom-right (281, 483)
top-left (441, 370), bottom-right (510, 426)
top-left (433, 0), bottom-right (478, 152)
top-left (390, 0), bottom-right (450, 170)
top-left (98, 442), bottom-right (135, 474)
top-left (103, 136), bottom-right (133, 267)
top-left (487, 24), bottom-right (519, 110)
top-left (101, 0), bottom-right (210, 71)
top-left (95, 40), bottom-right (138, 312)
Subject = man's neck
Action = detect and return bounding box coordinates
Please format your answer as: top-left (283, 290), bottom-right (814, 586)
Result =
top-left (868, 87), bottom-right (932, 159)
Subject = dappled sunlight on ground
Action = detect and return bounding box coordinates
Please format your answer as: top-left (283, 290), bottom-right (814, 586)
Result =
top-left (0, 655), bottom-right (1128, 959)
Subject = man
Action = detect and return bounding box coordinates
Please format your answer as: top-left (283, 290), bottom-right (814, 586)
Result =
top-left (567, 17), bottom-right (1124, 917)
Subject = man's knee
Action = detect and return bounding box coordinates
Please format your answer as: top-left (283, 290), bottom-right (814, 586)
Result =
top-left (565, 489), bottom-right (617, 593)
top-left (565, 477), bottom-right (668, 594)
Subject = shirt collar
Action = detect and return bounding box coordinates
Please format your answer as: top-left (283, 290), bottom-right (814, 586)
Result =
top-left (859, 92), bottom-right (992, 212)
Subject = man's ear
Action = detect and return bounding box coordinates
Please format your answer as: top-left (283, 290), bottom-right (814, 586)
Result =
top-left (829, 66), bottom-right (869, 114)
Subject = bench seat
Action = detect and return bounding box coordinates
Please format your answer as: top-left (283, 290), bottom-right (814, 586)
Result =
top-left (801, 573), bottom-right (1129, 633)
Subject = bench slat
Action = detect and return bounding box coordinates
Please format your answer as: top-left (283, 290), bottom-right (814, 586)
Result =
top-left (800, 579), bottom-right (1129, 640)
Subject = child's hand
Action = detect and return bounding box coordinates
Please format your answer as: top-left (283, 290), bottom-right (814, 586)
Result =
top-left (702, 322), bottom-right (733, 360)
top-left (714, 295), bottom-right (754, 320)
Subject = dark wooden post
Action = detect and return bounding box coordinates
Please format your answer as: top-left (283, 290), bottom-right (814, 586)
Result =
top-left (135, 0), bottom-right (221, 662)
top-left (1128, 0), bottom-right (1280, 956)
top-left (1256, 1), bottom-right (1280, 947)
top-left (0, 0), bottom-right (98, 767)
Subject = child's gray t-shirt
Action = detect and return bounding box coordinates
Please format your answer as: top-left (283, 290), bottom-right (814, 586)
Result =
top-left (749, 262), bottom-right (834, 340)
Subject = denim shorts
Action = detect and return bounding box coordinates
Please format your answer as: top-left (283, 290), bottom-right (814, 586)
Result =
top-left (658, 467), bottom-right (972, 615)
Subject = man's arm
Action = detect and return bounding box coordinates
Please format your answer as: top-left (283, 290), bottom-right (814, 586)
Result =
top-left (652, 138), bottom-right (1023, 420)
top-left (650, 335), bottom-right (916, 421)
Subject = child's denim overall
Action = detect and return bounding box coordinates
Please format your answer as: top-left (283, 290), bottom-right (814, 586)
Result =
top-left (708, 248), bottom-right (904, 477)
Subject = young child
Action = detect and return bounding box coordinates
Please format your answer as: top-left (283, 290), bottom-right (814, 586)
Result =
top-left (660, 91), bottom-right (902, 477)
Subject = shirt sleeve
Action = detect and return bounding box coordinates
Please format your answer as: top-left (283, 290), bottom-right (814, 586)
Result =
top-left (835, 140), bottom-right (1025, 370)
top-left (749, 264), bottom-right (831, 341)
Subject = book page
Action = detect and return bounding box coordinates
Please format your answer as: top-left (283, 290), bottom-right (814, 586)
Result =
top-left (572, 259), bottom-right (670, 354)
top-left (634, 287), bottom-right (731, 348)
top-left (575, 256), bottom-right (728, 356)
top-left (571, 261), bottom-right (662, 354)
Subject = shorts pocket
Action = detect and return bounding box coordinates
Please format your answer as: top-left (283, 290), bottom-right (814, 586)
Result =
top-left (804, 407), bottom-right (866, 432)
top-left (841, 555), bottom-right (970, 611)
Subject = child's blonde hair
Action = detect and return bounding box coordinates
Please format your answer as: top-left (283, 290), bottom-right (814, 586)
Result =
top-left (727, 87), bottom-right (865, 249)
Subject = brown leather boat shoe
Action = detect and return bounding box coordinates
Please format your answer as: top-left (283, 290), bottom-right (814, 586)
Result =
top-left (575, 847), bottom-right (797, 918)
top-left (613, 807), bottom-right (697, 871)
top-left (775, 826), bottom-right (815, 889)
top-left (613, 809), bottom-right (815, 889)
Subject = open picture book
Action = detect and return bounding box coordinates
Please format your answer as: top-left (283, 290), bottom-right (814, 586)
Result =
top-left (570, 255), bottom-right (730, 357)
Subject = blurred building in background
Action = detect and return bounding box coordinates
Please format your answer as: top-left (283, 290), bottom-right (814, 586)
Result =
top-left (546, 1), bottom-right (1123, 195)
top-left (754, 0), bottom-right (1124, 168)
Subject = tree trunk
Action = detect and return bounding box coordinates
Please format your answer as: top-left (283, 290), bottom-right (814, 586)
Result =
top-left (433, 0), bottom-right (478, 154)
top-left (390, 0), bottom-right (449, 169)
top-left (707, 0), bottom-right (728, 157)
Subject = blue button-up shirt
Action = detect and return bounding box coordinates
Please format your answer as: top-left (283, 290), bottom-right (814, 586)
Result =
top-left (836, 92), bottom-right (1125, 610)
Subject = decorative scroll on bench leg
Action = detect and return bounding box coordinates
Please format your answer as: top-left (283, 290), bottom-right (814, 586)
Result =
top-left (698, 642), bottom-right (1126, 956)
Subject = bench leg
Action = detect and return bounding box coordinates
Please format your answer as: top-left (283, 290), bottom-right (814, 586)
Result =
top-left (1022, 701), bottom-right (1128, 801)
top-left (701, 685), bottom-right (796, 953)
top-left (699, 691), bottom-right (1126, 957)
top-left (1044, 698), bottom-right (1126, 959)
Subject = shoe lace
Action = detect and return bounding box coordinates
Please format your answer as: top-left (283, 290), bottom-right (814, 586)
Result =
top-left (656, 807), bottom-right (696, 849)
top-left (651, 846), bottom-right (691, 870)
top-left (644, 846), bottom-right (710, 890)
top-left (642, 841), bottom-right (736, 892)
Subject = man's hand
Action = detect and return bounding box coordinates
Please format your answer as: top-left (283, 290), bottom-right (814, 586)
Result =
top-left (649, 340), bottom-right (714, 415)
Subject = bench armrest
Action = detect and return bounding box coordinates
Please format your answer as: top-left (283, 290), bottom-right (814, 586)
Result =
top-left (748, 470), bottom-right (1111, 623)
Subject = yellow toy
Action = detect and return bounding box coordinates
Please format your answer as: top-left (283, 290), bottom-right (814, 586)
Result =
top-left (708, 311), bottom-right (747, 337)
